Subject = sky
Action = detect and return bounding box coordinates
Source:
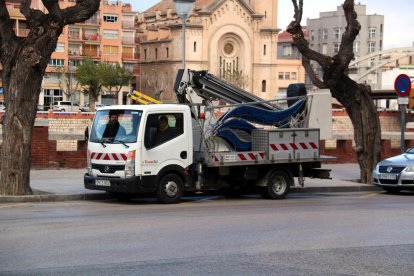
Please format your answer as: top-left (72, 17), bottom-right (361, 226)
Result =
top-left (129, 0), bottom-right (414, 49)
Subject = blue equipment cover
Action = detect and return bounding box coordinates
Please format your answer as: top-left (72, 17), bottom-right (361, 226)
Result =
top-left (215, 128), bottom-right (252, 151)
top-left (217, 98), bottom-right (306, 126)
top-left (214, 118), bottom-right (257, 134)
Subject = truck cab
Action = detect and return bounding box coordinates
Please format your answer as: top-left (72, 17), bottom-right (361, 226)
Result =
top-left (84, 104), bottom-right (193, 203)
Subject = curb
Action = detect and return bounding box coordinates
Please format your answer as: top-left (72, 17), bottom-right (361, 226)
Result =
top-left (0, 192), bottom-right (110, 204)
top-left (291, 185), bottom-right (382, 194)
top-left (0, 185), bottom-right (382, 204)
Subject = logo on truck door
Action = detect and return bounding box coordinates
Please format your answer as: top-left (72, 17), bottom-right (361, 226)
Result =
top-left (143, 160), bottom-right (159, 165)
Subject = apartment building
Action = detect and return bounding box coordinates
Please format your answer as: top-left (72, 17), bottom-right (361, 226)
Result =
top-left (2, 0), bottom-right (140, 109)
top-left (306, 4), bottom-right (384, 85)
top-left (276, 28), bottom-right (306, 99)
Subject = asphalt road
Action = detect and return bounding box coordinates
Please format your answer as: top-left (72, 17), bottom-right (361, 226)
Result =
top-left (1, 191), bottom-right (414, 275)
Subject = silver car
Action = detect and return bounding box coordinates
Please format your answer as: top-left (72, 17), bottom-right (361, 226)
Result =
top-left (373, 148), bottom-right (414, 193)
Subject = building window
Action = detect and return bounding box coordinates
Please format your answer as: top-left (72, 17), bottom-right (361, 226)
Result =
top-left (49, 59), bottom-right (64, 67)
top-left (284, 72), bottom-right (290, 80)
top-left (369, 27), bottom-right (376, 38)
top-left (283, 45), bottom-right (292, 56)
top-left (155, 48), bottom-right (158, 59)
top-left (368, 42), bottom-right (376, 53)
top-left (321, 44), bottom-right (327, 54)
top-left (194, 41), bottom-right (197, 52)
top-left (144, 49), bottom-right (147, 60)
top-left (261, 80), bottom-right (266, 92)
top-left (264, 44), bottom-right (267, 55)
top-left (322, 29), bottom-right (328, 40)
top-left (311, 30), bottom-right (315, 41)
top-left (291, 72), bottom-right (297, 80)
top-left (278, 72), bottom-right (284, 79)
top-left (334, 28), bottom-right (341, 39)
top-left (55, 43), bottom-right (65, 53)
top-left (103, 15), bottom-right (118, 23)
top-left (103, 45), bottom-right (118, 56)
top-left (103, 29), bottom-right (118, 39)
top-left (333, 43), bottom-right (340, 53)
top-left (353, 42), bottom-right (359, 53)
top-left (166, 47), bottom-right (169, 58)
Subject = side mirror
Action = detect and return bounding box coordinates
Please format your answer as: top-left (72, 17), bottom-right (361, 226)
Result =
top-left (84, 126), bottom-right (89, 141)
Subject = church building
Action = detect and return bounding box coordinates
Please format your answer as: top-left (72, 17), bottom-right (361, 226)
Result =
top-left (138, 0), bottom-right (304, 102)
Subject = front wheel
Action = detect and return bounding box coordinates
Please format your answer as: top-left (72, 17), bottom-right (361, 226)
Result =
top-left (157, 173), bottom-right (183, 204)
top-left (260, 169), bottom-right (292, 199)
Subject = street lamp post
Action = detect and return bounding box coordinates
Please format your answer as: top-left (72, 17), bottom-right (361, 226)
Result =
top-left (173, 0), bottom-right (195, 70)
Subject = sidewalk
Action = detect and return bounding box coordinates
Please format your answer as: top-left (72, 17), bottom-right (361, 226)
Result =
top-left (0, 163), bottom-right (380, 203)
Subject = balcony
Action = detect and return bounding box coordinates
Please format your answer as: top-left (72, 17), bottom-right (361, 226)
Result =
top-left (68, 50), bottom-right (81, 57)
top-left (68, 32), bottom-right (81, 40)
top-left (122, 37), bottom-right (137, 45)
top-left (78, 18), bottom-right (100, 25)
top-left (122, 53), bottom-right (139, 61)
top-left (122, 21), bottom-right (139, 29)
top-left (83, 34), bottom-right (101, 43)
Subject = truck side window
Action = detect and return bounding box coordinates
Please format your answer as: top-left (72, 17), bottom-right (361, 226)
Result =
top-left (145, 113), bottom-right (184, 148)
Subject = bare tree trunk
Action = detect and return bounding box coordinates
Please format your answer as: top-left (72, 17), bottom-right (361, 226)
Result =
top-left (330, 78), bottom-right (381, 183)
top-left (0, 52), bottom-right (42, 195)
top-left (287, 0), bottom-right (382, 183)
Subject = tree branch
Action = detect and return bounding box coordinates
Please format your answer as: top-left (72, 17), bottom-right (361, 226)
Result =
top-left (0, 0), bottom-right (17, 42)
top-left (287, 1), bottom-right (333, 71)
top-left (62, 0), bottom-right (100, 25)
top-left (302, 56), bottom-right (327, 89)
top-left (20, 0), bottom-right (46, 24)
top-left (336, 0), bottom-right (360, 70)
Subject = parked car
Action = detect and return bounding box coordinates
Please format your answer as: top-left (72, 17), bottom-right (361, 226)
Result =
top-left (52, 101), bottom-right (82, 112)
top-left (373, 148), bottom-right (414, 193)
top-left (81, 103), bottom-right (106, 112)
top-left (0, 101), bottom-right (5, 111)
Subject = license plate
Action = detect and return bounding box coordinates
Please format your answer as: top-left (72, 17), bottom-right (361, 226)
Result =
top-left (95, 180), bottom-right (111, 186)
top-left (379, 173), bottom-right (397, 180)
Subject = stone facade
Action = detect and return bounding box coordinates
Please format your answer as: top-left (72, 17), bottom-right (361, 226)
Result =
top-left (138, 0), bottom-right (305, 102)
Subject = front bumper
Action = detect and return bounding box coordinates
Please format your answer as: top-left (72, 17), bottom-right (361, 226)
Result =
top-left (84, 174), bottom-right (157, 194)
top-left (372, 170), bottom-right (414, 189)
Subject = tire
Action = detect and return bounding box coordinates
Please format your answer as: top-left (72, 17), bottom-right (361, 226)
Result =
top-left (157, 173), bottom-right (183, 204)
top-left (382, 187), bottom-right (401, 194)
top-left (260, 169), bottom-right (292, 199)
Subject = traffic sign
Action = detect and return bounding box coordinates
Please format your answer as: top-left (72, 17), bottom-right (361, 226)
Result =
top-left (394, 74), bottom-right (411, 97)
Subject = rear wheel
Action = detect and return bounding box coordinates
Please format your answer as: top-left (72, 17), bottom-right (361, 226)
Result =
top-left (157, 173), bottom-right (183, 204)
top-left (382, 187), bottom-right (401, 194)
top-left (260, 169), bottom-right (292, 199)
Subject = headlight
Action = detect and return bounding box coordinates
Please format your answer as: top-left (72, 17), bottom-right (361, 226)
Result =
top-left (374, 163), bottom-right (380, 173)
top-left (405, 165), bottom-right (414, 172)
top-left (87, 150), bottom-right (92, 175)
top-left (125, 150), bottom-right (136, 177)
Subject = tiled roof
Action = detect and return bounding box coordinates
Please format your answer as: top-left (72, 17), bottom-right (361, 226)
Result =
top-left (145, 0), bottom-right (215, 14)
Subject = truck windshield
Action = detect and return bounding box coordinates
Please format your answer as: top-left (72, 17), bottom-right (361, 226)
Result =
top-left (90, 110), bottom-right (143, 144)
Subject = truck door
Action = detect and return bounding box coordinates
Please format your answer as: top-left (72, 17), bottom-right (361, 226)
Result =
top-left (141, 112), bottom-right (191, 176)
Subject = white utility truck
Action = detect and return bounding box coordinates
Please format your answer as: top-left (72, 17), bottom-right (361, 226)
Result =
top-left (84, 70), bottom-right (333, 203)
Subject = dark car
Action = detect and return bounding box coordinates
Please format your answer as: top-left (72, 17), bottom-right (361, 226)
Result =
top-left (372, 148), bottom-right (414, 193)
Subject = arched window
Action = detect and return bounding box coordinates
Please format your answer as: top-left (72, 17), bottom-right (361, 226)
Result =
top-left (264, 44), bottom-right (267, 56)
top-left (261, 80), bottom-right (267, 92)
top-left (194, 41), bottom-right (197, 52)
top-left (166, 47), bottom-right (169, 58)
top-left (155, 48), bottom-right (158, 59)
